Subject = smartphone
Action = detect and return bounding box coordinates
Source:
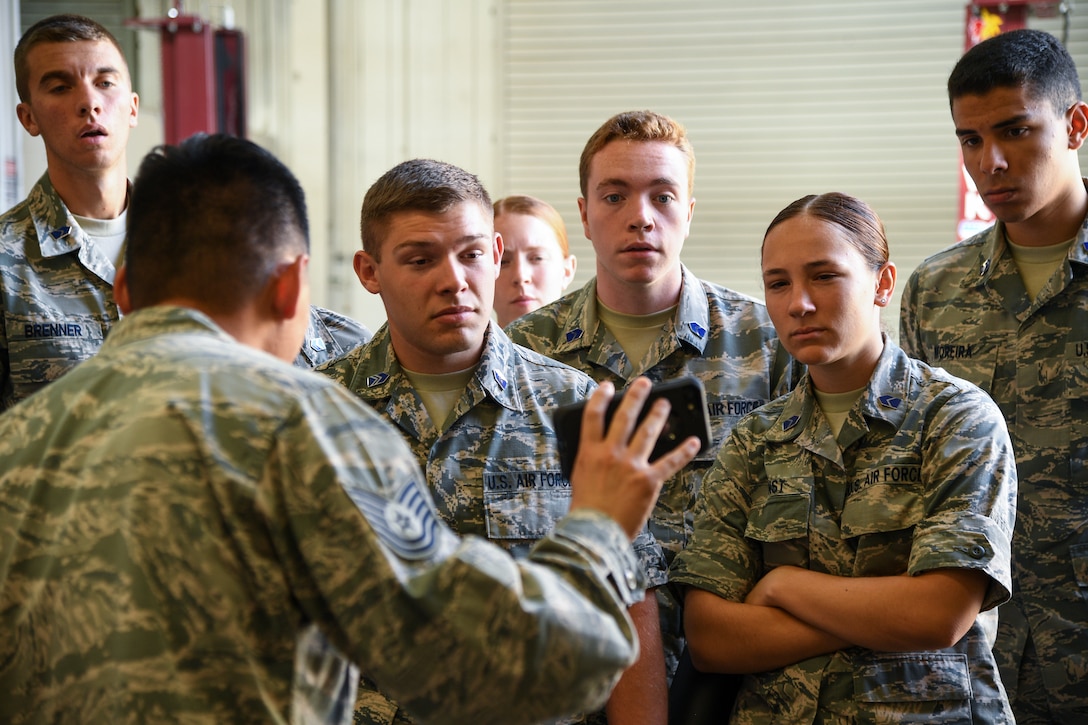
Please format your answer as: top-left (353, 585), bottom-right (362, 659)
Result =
top-left (552, 376), bottom-right (712, 479)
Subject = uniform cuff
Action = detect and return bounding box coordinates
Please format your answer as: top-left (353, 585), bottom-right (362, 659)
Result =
top-left (550, 508), bottom-right (647, 607)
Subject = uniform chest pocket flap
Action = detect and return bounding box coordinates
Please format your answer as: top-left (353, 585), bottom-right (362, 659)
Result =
top-left (840, 469), bottom-right (925, 539)
top-left (482, 469), bottom-right (570, 541)
top-left (745, 489), bottom-right (810, 543)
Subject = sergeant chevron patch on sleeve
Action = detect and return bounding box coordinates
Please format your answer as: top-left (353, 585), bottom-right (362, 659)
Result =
top-left (353, 479), bottom-right (441, 560)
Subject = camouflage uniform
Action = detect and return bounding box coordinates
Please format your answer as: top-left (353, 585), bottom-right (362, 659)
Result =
top-left (0, 306), bottom-right (648, 725)
top-left (293, 307), bottom-right (372, 723)
top-left (0, 172), bottom-right (123, 410)
top-left (900, 214), bottom-right (1088, 721)
top-left (296, 305), bottom-right (372, 368)
top-left (506, 265), bottom-right (793, 677)
top-left (319, 322), bottom-right (665, 725)
top-left (670, 341), bottom-right (1017, 723)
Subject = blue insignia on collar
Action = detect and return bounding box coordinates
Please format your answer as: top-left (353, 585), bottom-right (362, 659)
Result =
top-left (1083, 241), bottom-right (1088, 254)
top-left (980, 259), bottom-right (990, 276)
top-left (878, 395), bottom-right (902, 409)
top-left (565, 328), bottom-right (584, 343)
top-left (688, 322), bottom-right (707, 338)
top-left (366, 373), bottom-right (389, 387)
top-left (493, 370), bottom-right (507, 390)
top-left (308, 337), bottom-right (327, 352)
top-left (782, 415), bottom-right (800, 431)
top-left (49, 226), bottom-right (72, 240)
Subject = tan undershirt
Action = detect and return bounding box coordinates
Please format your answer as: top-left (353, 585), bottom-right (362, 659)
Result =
top-left (597, 299), bottom-right (677, 373)
top-left (1007, 235), bottom-right (1074, 300)
top-left (403, 366), bottom-right (476, 433)
top-left (814, 386), bottom-right (866, 440)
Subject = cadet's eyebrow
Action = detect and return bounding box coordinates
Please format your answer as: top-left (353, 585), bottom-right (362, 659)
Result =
top-left (37, 65), bottom-right (122, 89)
top-left (955, 112), bottom-right (1031, 137)
top-left (594, 176), bottom-right (680, 191)
top-left (762, 259), bottom-right (836, 278)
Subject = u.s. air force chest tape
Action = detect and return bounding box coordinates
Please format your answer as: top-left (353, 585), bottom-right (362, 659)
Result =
top-left (351, 478), bottom-right (443, 560)
top-left (483, 465), bottom-right (570, 541)
top-left (702, 394), bottom-right (769, 462)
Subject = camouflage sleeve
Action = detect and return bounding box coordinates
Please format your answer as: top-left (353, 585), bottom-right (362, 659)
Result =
top-left (265, 385), bottom-right (642, 725)
top-left (316, 306), bottom-right (372, 355)
top-left (898, 269), bottom-right (927, 362)
top-left (0, 309), bottom-right (9, 412)
top-left (668, 427), bottom-right (761, 602)
top-left (910, 382), bottom-right (1016, 611)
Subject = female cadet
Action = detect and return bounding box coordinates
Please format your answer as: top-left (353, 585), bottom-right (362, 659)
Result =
top-left (493, 195), bottom-right (577, 327)
top-left (669, 193), bottom-right (1017, 723)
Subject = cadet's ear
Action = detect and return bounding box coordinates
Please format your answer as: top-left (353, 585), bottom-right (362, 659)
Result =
top-left (492, 231), bottom-right (503, 280)
top-left (16, 102), bottom-right (40, 137)
top-left (272, 254), bottom-right (308, 320)
top-left (1068, 100), bottom-right (1088, 150)
top-left (354, 250), bottom-right (382, 295)
top-left (874, 262), bottom-right (897, 307)
top-left (115, 265), bottom-right (132, 314)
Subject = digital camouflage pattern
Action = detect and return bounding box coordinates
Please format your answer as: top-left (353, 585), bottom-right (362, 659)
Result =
top-left (293, 305), bottom-right (373, 723)
top-left (506, 265), bottom-right (794, 677)
top-left (0, 306), bottom-right (648, 725)
top-left (0, 172), bottom-right (122, 410)
top-left (671, 341), bottom-right (1017, 723)
top-left (318, 323), bottom-right (663, 725)
top-left (296, 305), bottom-right (372, 368)
top-left (901, 215), bottom-right (1088, 721)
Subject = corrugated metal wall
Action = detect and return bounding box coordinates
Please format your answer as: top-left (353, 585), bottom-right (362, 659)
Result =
top-left (498, 0), bottom-right (1088, 333)
top-left (327, 0), bottom-right (500, 322)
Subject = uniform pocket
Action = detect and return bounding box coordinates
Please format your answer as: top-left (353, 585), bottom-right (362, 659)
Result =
top-left (482, 470), bottom-right (570, 540)
top-left (855, 652), bottom-right (972, 723)
top-left (745, 487), bottom-right (810, 568)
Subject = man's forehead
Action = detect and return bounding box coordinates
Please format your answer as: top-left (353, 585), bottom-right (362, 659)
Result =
top-left (951, 85), bottom-right (1046, 117)
top-left (589, 140), bottom-right (689, 183)
top-left (28, 38), bottom-right (128, 74)
top-left (385, 204), bottom-right (492, 242)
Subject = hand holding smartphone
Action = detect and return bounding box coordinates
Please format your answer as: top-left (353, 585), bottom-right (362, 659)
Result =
top-left (552, 376), bottom-right (712, 480)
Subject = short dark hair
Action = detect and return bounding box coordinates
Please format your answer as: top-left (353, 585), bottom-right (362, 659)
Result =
top-left (360, 158), bottom-right (492, 259)
top-left (763, 192), bottom-right (889, 271)
top-left (579, 111), bottom-right (695, 199)
top-left (125, 133), bottom-right (310, 312)
top-left (14, 14), bottom-right (128, 102)
top-left (948, 28), bottom-right (1081, 114)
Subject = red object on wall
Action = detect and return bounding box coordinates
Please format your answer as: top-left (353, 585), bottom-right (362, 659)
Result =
top-left (126, 11), bottom-right (246, 145)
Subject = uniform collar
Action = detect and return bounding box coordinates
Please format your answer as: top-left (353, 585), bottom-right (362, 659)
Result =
top-left (549, 264), bottom-right (712, 356)
top-left (27, 172), bottom-right (129, 286)
top-left (29, 172), bottom-right (85, 259)
top-left (341, 322), bottom-right (523, 414)
top-left (765, 338), bottom-right (910, 447)
top-left (966, 180), bottom-right (1088, 288)
top-left (104, 305), bottom-right (236, 350)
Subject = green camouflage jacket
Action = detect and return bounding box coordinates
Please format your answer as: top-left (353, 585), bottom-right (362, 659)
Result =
top-left (0, 172), bottom-right (122, 409)
top-left (671, 341), bottom-right (1016, 723)
top-left (901, 215), bottom-right (1088, 718)
top-left (0, 306), bottom-right (647, 725)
